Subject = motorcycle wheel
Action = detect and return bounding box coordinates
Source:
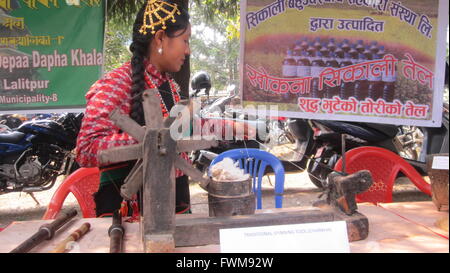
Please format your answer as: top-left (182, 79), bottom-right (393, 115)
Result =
top-left (307, 150), bottom-right (340, 189)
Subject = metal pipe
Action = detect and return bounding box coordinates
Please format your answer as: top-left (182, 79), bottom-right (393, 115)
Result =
top-left (341, 134), bottom-right (346, 174)
top-left (108, 210), bottom-right (125, 253)
top-left (10, 209), bottom-right (77, 253)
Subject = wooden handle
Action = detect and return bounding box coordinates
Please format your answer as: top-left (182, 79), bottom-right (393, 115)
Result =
top-left (51, 223), bottom-right (91, 253)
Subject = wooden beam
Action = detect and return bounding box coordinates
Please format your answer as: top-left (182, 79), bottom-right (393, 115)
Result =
top-left (109, 109), bottom-right (145, 142)
top-left (98, 144), bottom-right (142, 165)
top-left (142, 89), bottom-right (164, 129)
top-left (173, 156), bottom-right (212, 190)
top-left (176, 139), bottom-right (218, 153)
top-left (120, 160), bottom-right (143, 200)
top-left (174, 206), bottom-right (369, 247)
top-left (142, 129), bottom-right (177, 253)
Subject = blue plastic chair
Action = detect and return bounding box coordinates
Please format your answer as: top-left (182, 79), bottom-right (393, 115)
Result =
top-left (210, 148), bottom-right (285, 209)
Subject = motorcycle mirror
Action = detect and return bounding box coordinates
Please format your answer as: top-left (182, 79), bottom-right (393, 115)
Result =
top-left (191, 71), bottom-right (212, 98)
top-left (227, 84), bottom-right (239, 97)
top-left (226, 84), bottom-right (236, 93)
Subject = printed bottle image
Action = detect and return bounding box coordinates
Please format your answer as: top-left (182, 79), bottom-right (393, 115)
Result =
top-left (370, 41), bottom-right (379, 55)
top-left (306, 42), bottom-right (316, 58)
top-left (296, 51), bottom-right (311, 98)
top-left (377, 45), bottom-right (386, 56)
top-left (324, 52), bottom-right (340, 99)
top-left (282, 49), bottom-right (297, 102)
top-left (334, 46), bottom-right (343, 65)
top-left (319, 42), bottom-right (329, 57)
top-left (382, 67), bottom-right (397, 102)
top-left (282, 49), bottom-right (297, 78)
top-left (313, 37), bottom-right (322, 51)
top-left (376, 47), bottom-right (396, 102)
top-left (300, 37), bottom-right (309, 51)
top-left (356, 40), bottom-right (365, 54)
top-left (334, 43), bottom-right (344, 59)
top-left (310, 51), bottom-right (326, 99)
top-left (354, 53), bottom-right (369, 100)
top-left (293, 41), bottom-right (302, 63)
top-left (348, 44), bottom-right (359, 59)
top-left (327, 38), bottom-right (337, 52)
top-left (339, 52), bottom-right (354, 99)
top-left (363, 45), bottom-right (373, 60)
top-left (341, 39), bottom-right (351, 53)
top-left (368, 54), bottom-right (384, 100)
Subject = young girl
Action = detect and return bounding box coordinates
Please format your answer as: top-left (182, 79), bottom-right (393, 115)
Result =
top-left (75, 0), bottom-right (192, 217)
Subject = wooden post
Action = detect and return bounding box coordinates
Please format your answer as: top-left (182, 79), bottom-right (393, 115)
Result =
top-left (142, 129), bottom-right (177, 252)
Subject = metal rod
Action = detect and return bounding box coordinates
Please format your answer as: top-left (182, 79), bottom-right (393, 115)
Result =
top-left (108, 210), bottom-right (124, 253)
top-left (341, 134), bottom-right (346, 174)
top-left (10, 209), bottom-right (77, 253)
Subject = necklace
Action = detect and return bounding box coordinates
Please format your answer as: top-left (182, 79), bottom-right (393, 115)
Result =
top-left (144, 70), bottom-right (177, 116)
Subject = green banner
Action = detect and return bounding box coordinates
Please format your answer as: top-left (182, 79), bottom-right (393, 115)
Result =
top-left (0, 0), bottom-right (105, 113)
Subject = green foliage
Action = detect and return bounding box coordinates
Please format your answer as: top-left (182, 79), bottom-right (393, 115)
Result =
top-left (193, 0), bottom-right (239, 22)
top-left (103, 18), bottom-right (133, 72)
top-left (104, 0), bottom-right (241, 92)
top-left (189, 1), bottom-right (240, 93)
top-left (107, 0), bottom-right (192, 22)
top-left (107, 0), bottom-right (146, 23)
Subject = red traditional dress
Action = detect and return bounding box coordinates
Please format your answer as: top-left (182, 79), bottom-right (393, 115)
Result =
top-left (76, 61), bottom-right (189, 173)
top-left (76, 61), bottom-right (191, 217)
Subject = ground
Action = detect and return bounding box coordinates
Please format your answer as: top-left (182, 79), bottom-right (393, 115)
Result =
top-left (0, 171), bottom-right (431, 230)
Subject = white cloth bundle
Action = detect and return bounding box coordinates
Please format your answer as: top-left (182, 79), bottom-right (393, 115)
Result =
top-left (210, 157), bottom-right (250, 181)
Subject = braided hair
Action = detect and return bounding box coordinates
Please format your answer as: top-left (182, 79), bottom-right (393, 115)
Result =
top-left (129, 0), bottom-right (190, 126)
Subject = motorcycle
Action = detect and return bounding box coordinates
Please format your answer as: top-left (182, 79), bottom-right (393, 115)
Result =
top-left (189, 72), bottom-right (312, 175)
top-left (0, 112), bottom-right (84, 194)
top-left (275, 101), bottom-right (449, 189)
top-left (0, 114), bottom-right (27, 130)
top-left (189, 72), bottom-right (267, 173)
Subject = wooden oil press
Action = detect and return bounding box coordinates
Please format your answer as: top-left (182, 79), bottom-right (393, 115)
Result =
top-left (99, 89), bottom-right (373, 252)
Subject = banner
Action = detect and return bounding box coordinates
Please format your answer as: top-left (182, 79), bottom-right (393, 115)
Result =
top-left (0, 0), bottom-right (105, 113)
top-left (240, 0), bottom-right (448, 127)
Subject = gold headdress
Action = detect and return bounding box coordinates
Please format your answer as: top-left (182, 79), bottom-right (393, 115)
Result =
top-left (139, 0), bottom-right (181, 35)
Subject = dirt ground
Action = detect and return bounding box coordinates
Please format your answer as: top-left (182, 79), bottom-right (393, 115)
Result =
top-left (0, 170), bottom-right (431, 230)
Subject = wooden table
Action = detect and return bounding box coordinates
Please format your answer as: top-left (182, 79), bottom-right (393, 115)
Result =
top-left (0, 201), bottom-right (447, 253)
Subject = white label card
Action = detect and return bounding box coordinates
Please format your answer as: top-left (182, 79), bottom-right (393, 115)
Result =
top-left (219, 221), bottom-right (350, 253)
top-left (432, 156), bottom-right (449, 170)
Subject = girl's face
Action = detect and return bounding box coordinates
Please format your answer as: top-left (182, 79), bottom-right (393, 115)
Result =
top-left (158, 24), bottom-right (191, 73)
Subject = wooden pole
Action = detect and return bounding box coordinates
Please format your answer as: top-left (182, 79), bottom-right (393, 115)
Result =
top-left (142, 129), bottom-right (177, 252)
top-left (50, 223), bottom-right (90, 253)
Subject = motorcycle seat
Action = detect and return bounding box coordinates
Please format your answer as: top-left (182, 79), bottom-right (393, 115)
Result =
top-left (316, 120), bottom-right (397, 142)
top-left (0, 131), bottom-right (26, 144)
top-left (363, 123), bottom-right (399, 138)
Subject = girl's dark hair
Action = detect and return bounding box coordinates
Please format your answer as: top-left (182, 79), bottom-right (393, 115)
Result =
top-left (129, 0), bottom-right (190, 125)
